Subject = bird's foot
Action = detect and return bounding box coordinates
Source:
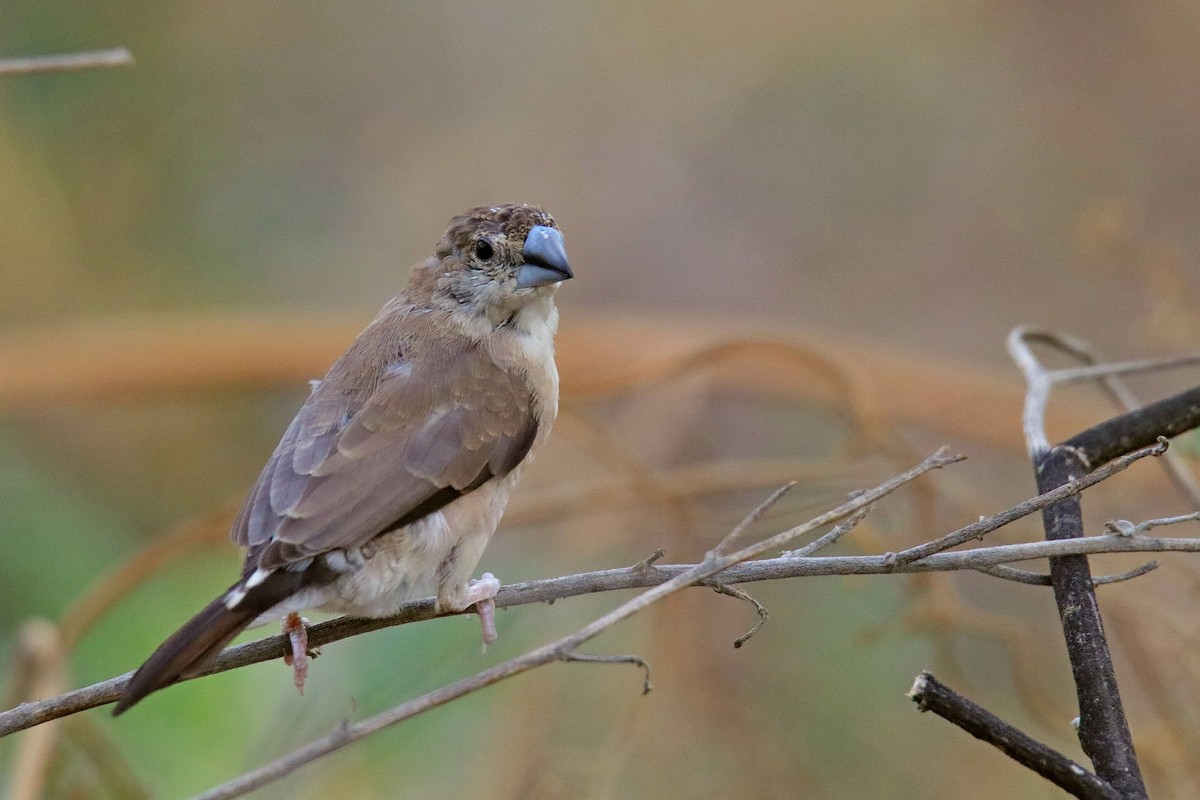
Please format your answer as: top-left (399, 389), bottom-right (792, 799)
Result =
top-left (281, 613), bottom-right (319, 694)
top-left (463, 573), bottom-right (501, 651)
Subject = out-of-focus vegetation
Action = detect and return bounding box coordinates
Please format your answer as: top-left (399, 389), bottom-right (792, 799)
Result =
top-left (2, 3), bottom-right (1199, 798)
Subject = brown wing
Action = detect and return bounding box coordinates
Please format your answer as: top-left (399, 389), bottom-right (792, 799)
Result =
top-left (231, 341), bottom-right (538, 573)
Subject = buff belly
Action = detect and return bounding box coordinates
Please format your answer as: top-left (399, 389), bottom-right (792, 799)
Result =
top-left (253, 471), bottom-right (519, 624)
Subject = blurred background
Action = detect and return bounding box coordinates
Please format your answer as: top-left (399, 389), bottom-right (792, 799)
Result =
top-left (1, 2), bottom-right (1199, 798)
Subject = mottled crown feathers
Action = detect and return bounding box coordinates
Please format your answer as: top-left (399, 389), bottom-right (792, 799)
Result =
top-left (435, 204), bottom-right (557, 260)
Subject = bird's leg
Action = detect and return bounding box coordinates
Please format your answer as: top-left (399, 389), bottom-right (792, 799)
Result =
top-left (455, 572), bottom-right (501, 650)
top-left (281, 613), bottom-right (319, 694)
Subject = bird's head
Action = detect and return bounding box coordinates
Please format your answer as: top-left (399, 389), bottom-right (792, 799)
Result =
top-left (411, 204), bottom-right (572, 330)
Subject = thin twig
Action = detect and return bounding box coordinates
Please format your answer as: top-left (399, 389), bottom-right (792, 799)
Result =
top-left (781, 504), bottom-right (872, 558)
top-left (706, 583), bottom-right (769, 648)
top-left (973, 561), bottom-right (1158, 587)
top-left (8, 531), bottom-right (1200, 738)
top-left (1007, 326), bottom-right (1060, 456)
top-left (1106, 511), bottom-right (1200, 537)
top-left (0, 48), bottom-right (133, 77)
top-left (893, 439), bottom-right (1166, 566)
top-left (713, 481), bottom-right (796, 555)
top-left (561, 653), bottom-right (651, 694)
top-left (1048, 354), bottom-right (1200, 387)
top-left (909, 672), bottom-right (1120, 800)
top-left (1089, 561), bottom-right (1159, 585)
top-left (1007, 327), bottom-right (1200, 501)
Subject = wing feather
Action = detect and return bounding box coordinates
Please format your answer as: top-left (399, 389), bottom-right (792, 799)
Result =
top-left (231, 337), bottom-right (538, 571)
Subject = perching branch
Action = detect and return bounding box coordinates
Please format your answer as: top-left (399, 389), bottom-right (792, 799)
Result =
top-left (0, 49), bottom-right (133, 77)
top-left (187, 449), bottom-right (959, 799)
top-left (7, 529), bottom-right (1200, 738)
top-left (909, 672), bottom-right (1121, 800)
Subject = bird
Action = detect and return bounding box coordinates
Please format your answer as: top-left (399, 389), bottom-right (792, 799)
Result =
top-left (113, 203), bottom-right (572, 715)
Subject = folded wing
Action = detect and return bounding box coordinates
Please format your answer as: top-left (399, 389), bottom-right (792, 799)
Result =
top-left (232, 340), bottom-right (538, 573)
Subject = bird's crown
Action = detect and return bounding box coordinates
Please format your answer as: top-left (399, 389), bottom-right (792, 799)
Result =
top-left (436, 204), bottom-right (557, 259)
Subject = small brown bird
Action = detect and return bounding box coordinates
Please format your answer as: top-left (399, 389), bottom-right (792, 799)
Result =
top-left (114, 204), bottom-right (571, 714)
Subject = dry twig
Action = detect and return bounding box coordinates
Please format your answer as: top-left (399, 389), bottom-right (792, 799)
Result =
top-left (893, 439), bottom-right (1166, 566)
top-left (909, 672), bottom-right (1120, 800)
top-left (0, 48), bottom-right (133, 77)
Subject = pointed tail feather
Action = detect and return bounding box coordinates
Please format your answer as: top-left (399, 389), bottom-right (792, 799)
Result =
top-left (113, 570), bottom-right (308, 715)
top-left (113, 593), bottom-right (257, 715)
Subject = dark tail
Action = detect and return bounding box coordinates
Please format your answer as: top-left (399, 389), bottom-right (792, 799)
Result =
top-left (113, 590), bottom-right (258, 715)
top-left (113, 569), bottom-right (307, 715)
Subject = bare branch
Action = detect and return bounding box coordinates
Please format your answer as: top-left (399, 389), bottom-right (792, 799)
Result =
top-left (893, 439), bottom-right (1166, 566)
top-left (1007, 327), bottom-right (1200, 502)
top-left (1049, 353), bottom-right (1200, 387)
top-left (1088, 561), bottom-right (1159, 585)
top-left (908, 672), bottom-right (1120, 800)
top-left (0, 48), bottom-right (133, 77)
top-left (1007, 326), bottom-right (1063, 456)
top-left (1034, 383), bottom-right (1200, 797)
top-left (7, 530), bottom-right (1200, 739)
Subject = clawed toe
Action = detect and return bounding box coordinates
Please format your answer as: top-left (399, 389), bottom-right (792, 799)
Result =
top-left (440, 573), bottom-right (501, 650)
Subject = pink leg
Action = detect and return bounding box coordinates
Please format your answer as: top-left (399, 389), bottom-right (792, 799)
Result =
top-left (462, 573), bottom-right (501, 650)
top-left (281, 612), bottom-right (316, 695)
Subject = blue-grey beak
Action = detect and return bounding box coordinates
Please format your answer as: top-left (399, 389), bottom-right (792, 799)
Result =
top-left (516, 225), bottom-right (572, 289)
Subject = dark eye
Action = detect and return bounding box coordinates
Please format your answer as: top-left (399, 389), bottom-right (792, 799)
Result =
top-left (474, 240), bottom-right (494, 261)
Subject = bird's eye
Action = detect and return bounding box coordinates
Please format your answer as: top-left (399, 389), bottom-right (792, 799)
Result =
top-left (474, 240), bottom-right (494, 261)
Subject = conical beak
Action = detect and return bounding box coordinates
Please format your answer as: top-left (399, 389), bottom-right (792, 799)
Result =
top-left (516, 226), bottom-right (572, 288)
